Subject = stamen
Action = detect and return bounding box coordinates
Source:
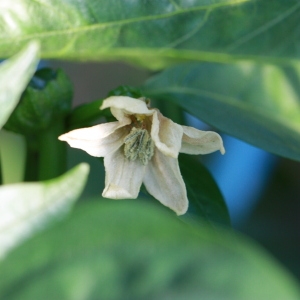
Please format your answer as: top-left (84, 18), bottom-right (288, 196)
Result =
top-left (124, 127), bottom-right (154, 165)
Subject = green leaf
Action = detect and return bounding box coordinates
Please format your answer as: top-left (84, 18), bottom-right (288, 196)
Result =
top-left (2, 0), bottom-right (300, 68)
top-left (0, 42), bottom-right (39, 129)
top-left (0, 163), bottom-right (89, 259)
top-left (143, 62), bottom-right (300, 161)
top-left (4, 68), bottom-right (73, 135)
top-left (0, 200), bottom-right (299, 299)
top-left (179, 154), bottom-right (230, 226)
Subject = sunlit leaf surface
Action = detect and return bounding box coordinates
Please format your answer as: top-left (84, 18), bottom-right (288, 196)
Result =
top-left (1, 1), bottom-right (300, 68)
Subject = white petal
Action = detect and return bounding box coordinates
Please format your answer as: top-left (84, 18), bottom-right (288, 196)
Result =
top-left (102, 148), bottom-right (146, 199)
top-left (151, 110), bottom-right (183, 158)
top-left (143, 150), bottom-right (188, 215)
top-left (58, 122), bottom-right (128, 157)
top-left (101, 96), bottom-right (154, 122)
top-left (180, 126), bottom-right (225, 155)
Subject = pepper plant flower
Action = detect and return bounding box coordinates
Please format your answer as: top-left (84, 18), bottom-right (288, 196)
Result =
top-left (59, 96), bottom-right (225, 215)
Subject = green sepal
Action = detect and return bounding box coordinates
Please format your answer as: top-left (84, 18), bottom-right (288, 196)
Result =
top-left (107, 85), bottom-right (144, 98)
top-left (4, 68), bottom-right (73, 135)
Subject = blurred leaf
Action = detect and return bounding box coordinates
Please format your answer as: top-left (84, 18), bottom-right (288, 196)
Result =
top-left (0, 42), bottom-right (39, 129)
top-left (143, 62), bottom-right (300, 161)
top-left (4, 68), bottom-right (73, 135)
top-left (1, 1), bottom-right (300, 68)
top-left (0, 163), bottom-right (89, 260)
top-left (0, 200), bottom-right (299, 299)
top-left (179, 154), bottom-right (230, 226)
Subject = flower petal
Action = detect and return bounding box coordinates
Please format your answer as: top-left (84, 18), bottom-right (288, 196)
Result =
top-left (180, 126), bottom-right (225, 155)
top-left (151, 110), bottom-right (183, 158)
top-left (58, 122), bottom-right (128, 157)
top-left (100, 96), bottom-right (154, 121)
top-left (102, 148), bottom-right (146, 199)
top-left (143, 150), bottom-right (188, 215)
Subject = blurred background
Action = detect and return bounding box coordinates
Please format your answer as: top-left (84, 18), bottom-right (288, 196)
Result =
top-left (49, 60), bottom-right (300, 280)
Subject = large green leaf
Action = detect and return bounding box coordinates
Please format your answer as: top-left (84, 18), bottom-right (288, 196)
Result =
top-left (0, 163), bottom-right (89, 259)
top-left (142, 62), bottom-right (300, 161)
top-left (1, 1), bottom-right (300, 68)
top-left (0, 200), bottom-right (299, 299)
top-left (0, 42), bottom-right (39, 129)
top-left (179, 154), bottom-right (230, 226)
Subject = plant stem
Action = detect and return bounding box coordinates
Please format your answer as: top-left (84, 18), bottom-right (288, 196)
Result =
top-left (24, 136), bottom-right (39, 182)
top-left (38, 117), bottom-right (67, 180)
top-left (0, 129), bottom-right (26, 184)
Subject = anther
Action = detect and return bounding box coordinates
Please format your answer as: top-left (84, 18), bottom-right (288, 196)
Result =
top-left (124, 127), bottom-right (154, 165)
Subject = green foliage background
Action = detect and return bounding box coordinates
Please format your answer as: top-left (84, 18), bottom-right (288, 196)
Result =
top-left (1, 0), bottom-right (300, 299)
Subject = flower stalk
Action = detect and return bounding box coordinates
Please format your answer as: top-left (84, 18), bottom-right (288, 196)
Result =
top-left (38, 117), bottom-right (67, 180)
top-left (0, 130), bottom-right (26, 184)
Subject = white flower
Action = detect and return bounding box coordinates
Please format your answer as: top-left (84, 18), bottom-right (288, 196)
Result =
top-left (59, 96), bottom-right (225, 215)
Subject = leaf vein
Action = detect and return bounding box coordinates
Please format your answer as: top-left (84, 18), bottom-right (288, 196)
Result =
top-left (159, 9), bottom-right (211, 50)
top-left (167, 0), bottom-right (182, 11)
top-left (227, 1), bottom-right (300, 51)
top-left (0, 0), bottom-right (251, 42)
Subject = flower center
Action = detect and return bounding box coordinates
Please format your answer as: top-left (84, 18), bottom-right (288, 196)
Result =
top-left (124, 127), bottom-right (154, 165)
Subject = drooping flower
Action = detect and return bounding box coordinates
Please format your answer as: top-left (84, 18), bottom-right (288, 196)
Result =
top-left (59, 96), bottom-right (225, 215)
